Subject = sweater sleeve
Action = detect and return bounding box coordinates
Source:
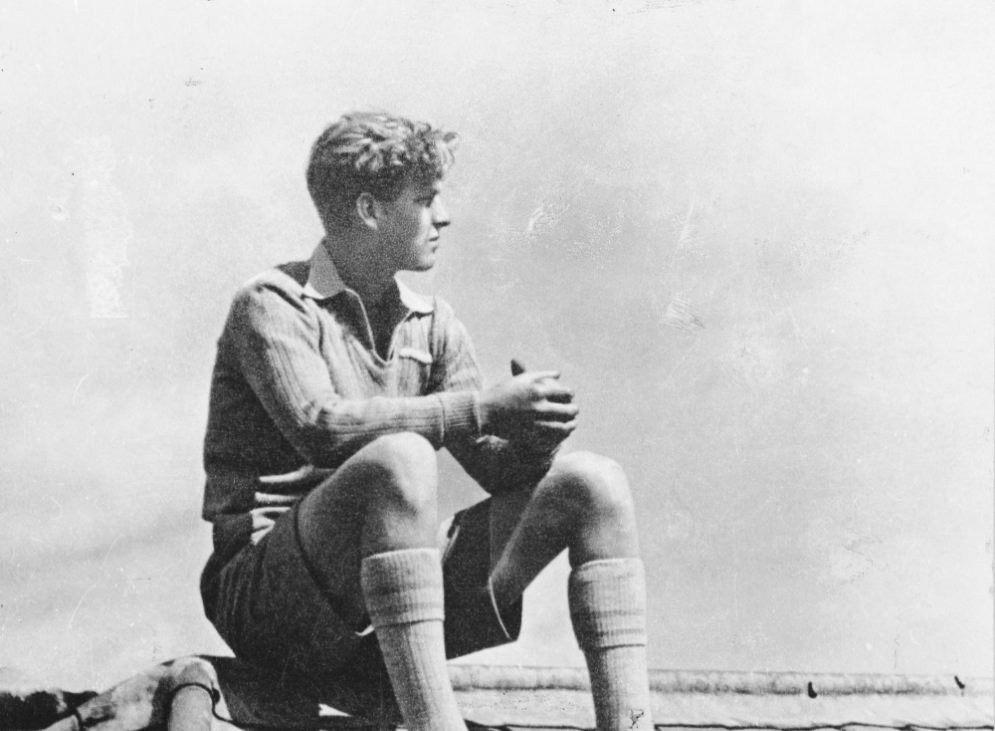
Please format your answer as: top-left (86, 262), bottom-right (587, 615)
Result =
top-left (229, 279), bottom-right (480, 467)
top-left (428, 300), bottom-right (556, 494)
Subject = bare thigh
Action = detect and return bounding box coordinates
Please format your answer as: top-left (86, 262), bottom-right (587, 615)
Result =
top-left (488, 451), bottom-right (640, 609)
top-left (295, 433), bottom-right (439, 626)
top-left (294, 472), bottom-right (366, 624)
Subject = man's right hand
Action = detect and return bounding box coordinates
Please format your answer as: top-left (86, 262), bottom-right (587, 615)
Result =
top-left (479, 369), bottom-right (578, 446)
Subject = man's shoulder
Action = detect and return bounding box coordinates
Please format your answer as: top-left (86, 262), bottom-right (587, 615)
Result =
top-left (420, 293), bottom-right (477, 347)
top-left (232, 260), bottom-right (310, 302)
top-left (423, 291), bottom-right (454, 317)
top-left (421, 291), bottom-right (462, 329)
top-left (396, 278), bottom-right (449, 318)
top-left (220, 261), bottom-right (316, 329)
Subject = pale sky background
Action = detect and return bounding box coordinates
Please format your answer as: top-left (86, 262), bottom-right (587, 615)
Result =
top-left (0, 0), bottom-right (992, 690)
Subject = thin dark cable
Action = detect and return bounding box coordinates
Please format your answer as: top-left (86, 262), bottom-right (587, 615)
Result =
top-left (162, 684), bottom-right (994, 731)
top-left (170, 682), bottom-right (217, 702)
top-left (169, 681), bottom-right (372, 731)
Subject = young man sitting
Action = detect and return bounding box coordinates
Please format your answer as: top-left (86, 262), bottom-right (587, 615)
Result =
top-left (198, 111), bottom-right (652, 731)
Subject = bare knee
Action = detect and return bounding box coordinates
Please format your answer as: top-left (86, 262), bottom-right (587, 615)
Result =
top-left (537, 451), bottom-right (640, 562)
top-left (362, 432), bottom-right (438, 517)
top-left (544, 451), bottom-right (635, 526)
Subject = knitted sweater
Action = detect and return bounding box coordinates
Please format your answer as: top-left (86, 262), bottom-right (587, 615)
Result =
top-left (202, 244), bottom-right (552, 549)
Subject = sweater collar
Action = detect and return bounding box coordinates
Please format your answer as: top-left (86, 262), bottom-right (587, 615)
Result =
top-left (303, 241), bottom-right (434, 314)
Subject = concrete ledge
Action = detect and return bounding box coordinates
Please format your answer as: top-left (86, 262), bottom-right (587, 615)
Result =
top-left (449, 665), bottom-right (993, 697)
top-left (3, 660), bottom-right (992, 731)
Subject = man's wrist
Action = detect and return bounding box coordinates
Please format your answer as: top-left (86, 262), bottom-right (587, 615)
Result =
top-left (436, 391), bottom-right (483, 442)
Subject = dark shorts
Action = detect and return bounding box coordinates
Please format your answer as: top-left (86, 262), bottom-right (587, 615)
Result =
top-left (200, 498), bottom-right (523, 681)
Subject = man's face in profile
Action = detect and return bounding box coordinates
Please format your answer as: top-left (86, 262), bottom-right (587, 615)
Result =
top-left (375, 178), bottom-right (450, 273)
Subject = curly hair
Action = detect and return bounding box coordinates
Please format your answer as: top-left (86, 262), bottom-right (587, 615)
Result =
top-left (306, 111), bottom-right (459, 225)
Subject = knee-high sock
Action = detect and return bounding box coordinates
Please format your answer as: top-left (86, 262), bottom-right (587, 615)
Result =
top-left (569, 558), bottom-right (653, 731)
top-left (361, 548), bottom-right (465, 731)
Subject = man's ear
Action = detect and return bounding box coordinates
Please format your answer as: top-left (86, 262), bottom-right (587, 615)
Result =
top-left (355, 192), bottom-right (381, 230)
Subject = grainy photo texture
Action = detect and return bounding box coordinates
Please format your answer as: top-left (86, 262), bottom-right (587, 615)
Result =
top-left (0, 2), bottom-right (992, 730)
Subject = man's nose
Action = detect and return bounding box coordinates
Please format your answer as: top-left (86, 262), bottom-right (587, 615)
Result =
top-left (432, 198), bottom-right (450, 228)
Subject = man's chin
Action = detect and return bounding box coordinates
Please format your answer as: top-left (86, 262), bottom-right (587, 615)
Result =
top-left (407, 258), bottom-right (436, 272)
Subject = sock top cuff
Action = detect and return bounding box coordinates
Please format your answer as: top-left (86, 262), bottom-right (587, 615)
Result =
top-left (361, 548), bottom-right (445, 627)
top-left (570, 557), bottom-right (645, 583)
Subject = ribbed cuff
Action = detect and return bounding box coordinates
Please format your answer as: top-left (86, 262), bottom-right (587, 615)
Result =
top-left (361, 548), bottom-right (445, 628)
top-left (568, 558), bottom-right (648, 650)
top-left (436, 391), bottom-right (481, 442)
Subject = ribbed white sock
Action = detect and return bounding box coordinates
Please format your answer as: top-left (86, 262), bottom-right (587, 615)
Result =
top-left (361, 548), bottom-right (466, 731)
top-left (569, 558), bottom-right (653, 731)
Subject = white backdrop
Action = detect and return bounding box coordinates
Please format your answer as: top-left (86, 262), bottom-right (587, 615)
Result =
top-left (0, 0), bottom-right (992, 689)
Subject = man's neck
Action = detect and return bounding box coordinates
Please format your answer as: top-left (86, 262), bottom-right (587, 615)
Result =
top-left (323, 236), bottom-right (394, 308)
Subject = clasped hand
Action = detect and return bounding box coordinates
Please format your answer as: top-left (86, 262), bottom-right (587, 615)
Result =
top-left (479, 366), bottom-right (578, 448)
